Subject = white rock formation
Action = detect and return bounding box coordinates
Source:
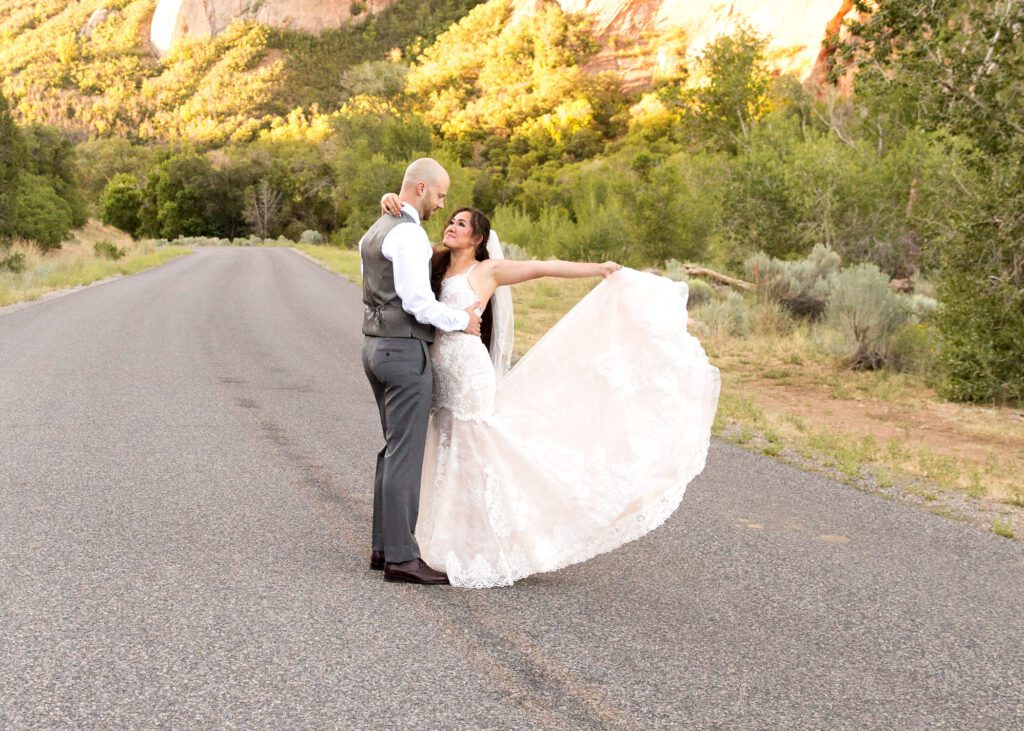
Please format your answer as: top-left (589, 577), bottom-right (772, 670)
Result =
top-left (150, 0), bottom-right (396, 56)
top-left (554, 0), bottom-right (857, 85)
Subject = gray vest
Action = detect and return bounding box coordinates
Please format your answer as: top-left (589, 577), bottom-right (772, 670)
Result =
top-left (361, 212), bottom-right (435, 342)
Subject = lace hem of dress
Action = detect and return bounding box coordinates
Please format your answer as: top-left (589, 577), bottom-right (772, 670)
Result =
top-left (432, 409), bottom-right (714, 590)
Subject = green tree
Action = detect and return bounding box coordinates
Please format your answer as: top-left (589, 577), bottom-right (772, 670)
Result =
top-left (0, 89), bottom-right (25, 241)
top-left (139, 152), bottom-right (215, 239)
top-left (672, 25), bottom-right (772, 153)
top-left (101, 173), bottom-right (144, 236)
top-left (14, 173), bottom-right (74, 250)
top-left (21, 125), bottom-right (87, 227)
top-left (842, 0), bottom-right (1024, 401)
top-left (75, 138), bottom-right (160, 204)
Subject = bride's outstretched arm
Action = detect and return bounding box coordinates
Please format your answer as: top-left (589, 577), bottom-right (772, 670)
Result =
top-left (488, 259), bottom-right (621, 287)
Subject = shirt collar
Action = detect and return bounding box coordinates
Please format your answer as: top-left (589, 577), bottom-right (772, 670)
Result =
top-left (400, 202), bottom-right (420, 224)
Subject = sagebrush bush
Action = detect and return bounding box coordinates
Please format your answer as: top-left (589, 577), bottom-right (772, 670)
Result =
top-left (696, 291), bottom-right (751, 337)
top-left (662, 260), bottom-right (715, 307)
top-left (94, 240), bottom-right (125, 260)
top-left (685, 278), bottom-right (716, 308)
top-left (745, 244), bottom-right (840, 317)
top-left (904, 293), bottom-right (938, 322)
top-left (754, 298), bottom-right (796, 336)
top-left (889, 322), bottom-right (939, 375)
top-left (824, 263), bottom-right (909, 369)
top-left (663, 259), bottom-right (687, 281)
top-left (0, 251), bottom-right (26, 273)
top-left (300, 230), bottom-right (325, 244)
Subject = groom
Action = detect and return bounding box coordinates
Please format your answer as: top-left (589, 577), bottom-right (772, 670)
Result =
top-left (360, 158), bottom-right (482, 585)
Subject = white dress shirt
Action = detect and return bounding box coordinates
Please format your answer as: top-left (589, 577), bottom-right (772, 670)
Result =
top-left (359, 202), bottom-right (469, 333)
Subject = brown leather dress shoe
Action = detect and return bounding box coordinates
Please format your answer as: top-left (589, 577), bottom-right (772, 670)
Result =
top-left (383, 558), bottom-right (450, 585)
top-left (370, 550), bottom-right (385, 571)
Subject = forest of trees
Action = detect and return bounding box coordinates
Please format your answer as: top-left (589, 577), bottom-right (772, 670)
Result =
top-left (0, 0), bottom-right (1020, 402)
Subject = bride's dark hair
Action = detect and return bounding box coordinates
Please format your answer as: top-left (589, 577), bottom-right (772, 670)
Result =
top-left (431, 207), bottom-right (493, 352)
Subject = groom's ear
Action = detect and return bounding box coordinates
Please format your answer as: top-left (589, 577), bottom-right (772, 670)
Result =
top-left (415, 181), bottom-right (427, 197)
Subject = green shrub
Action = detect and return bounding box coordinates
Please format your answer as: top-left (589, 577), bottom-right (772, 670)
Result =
top-left (936, 272), bottom-right (1024, 403)
top-left (101, 174), bottom-right (143, 236)
top-left (656, 260), bottom-right (716, 307)
top-left (696, 291), bottom-right (751, 337)
top-left (745, 244), bottom-right (840, 317)
top-left (685, 278), bottom-right (716, 308)
top-left (904, 294), bottom-right (938, 323)
top-left (0, 252), bottom-right (27, 273)
top-left (13, 173), bottom-right (73, 250)
top-left (824, 263), bottom-right (909, 369)
top-left (753, 298), bottom-right (796, 336)
top-left (94, 240), bottom-right (125, 260)
top-left (889, 322), bottom-right (939, 375)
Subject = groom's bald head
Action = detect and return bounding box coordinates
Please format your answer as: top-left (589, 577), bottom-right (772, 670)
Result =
top-left (400, 158), bottom-right (450, 221)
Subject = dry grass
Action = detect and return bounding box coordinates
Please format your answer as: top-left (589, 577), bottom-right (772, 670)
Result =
top-left (292, 244), bottom-right (362, 284)
top-left (705, 324), bottom-right (1024, 508)
top-left (0, 221), bottom-right (191, 307)
top-left (511, 277), bottom-right (600, 358)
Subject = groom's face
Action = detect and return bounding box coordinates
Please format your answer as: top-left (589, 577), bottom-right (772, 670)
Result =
top-left (419, 174), bottom-right (450, 221)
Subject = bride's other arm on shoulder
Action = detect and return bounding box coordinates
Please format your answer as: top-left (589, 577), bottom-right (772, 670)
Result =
top-left (381, 193), bottom-right (402, 217)
top-left (484, 259), bottom-right (621, 287)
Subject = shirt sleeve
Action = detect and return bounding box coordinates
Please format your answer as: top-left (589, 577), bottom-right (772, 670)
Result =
top-left (383, 222), bottom-right (471, 333)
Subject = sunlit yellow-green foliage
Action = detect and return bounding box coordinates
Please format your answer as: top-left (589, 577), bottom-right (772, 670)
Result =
top-left (141, 22), bottom-right (283, 144)
top-left (0, 0), bottom-right (483, 143)
top-left (407, 0), bottom-right (595, 139)
top-left (0, 0), bottom-right (281, 143)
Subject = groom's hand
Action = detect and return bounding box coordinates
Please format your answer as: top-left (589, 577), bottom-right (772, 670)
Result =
top-left (463, 303), bottom-right (482, 337)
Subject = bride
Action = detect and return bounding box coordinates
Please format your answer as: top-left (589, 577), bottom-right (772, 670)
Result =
top-left (380, 194), bottom-right (720, 588)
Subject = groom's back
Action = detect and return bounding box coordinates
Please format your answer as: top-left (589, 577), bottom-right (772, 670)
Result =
top-left (360, 212), bottom-right (435, 342)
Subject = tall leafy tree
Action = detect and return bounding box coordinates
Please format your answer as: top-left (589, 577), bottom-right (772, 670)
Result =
top-left (841, 0), bottom-right (1024, 402)
top-left (0, 89), bottom-right (25, 241)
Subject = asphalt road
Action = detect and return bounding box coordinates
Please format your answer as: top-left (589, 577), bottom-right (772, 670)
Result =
top-left (1, 247), bottom-right (1022, 730)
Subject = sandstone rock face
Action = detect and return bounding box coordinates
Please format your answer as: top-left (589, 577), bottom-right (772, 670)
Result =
top-left (554, 0), bottom-right (857, 87)
top-left (151, 0), bottom-right (854, 88)
top-left (150, 0), bottom-right (397, 56)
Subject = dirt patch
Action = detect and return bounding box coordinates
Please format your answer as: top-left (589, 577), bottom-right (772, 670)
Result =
top-left (750, 379), bottom-right (1024, 466)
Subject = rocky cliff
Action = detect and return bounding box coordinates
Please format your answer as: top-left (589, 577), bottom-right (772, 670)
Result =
top-left (150, 0), bottom-right (397, 56)
top-left (554, 0), bottom-right (857, 88)
top-left (152, 0), bottom-right (855, 86)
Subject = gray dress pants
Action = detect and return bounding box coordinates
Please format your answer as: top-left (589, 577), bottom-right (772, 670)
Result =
top-left (362, 336), bottom-right (432, 564)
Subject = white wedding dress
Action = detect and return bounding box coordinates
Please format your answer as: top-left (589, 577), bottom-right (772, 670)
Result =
top-left (417, 266), bottom-right (720, 588)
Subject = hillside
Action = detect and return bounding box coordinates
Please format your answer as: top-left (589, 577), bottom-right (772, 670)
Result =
top-left (0, 0), bottom-right (484, 143)
top-left (0, 0), bottom-right (858, 144)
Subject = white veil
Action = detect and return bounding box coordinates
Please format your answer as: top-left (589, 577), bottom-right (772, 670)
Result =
top-left (486, 230), bottom-right (515, 383)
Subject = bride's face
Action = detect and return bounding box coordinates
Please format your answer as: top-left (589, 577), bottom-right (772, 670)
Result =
top-left (442, 211), bottom-right (482, 251)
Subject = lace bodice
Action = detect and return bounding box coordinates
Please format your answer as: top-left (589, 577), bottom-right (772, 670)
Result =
top-left (430, 266), bottom-right (495, 420)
